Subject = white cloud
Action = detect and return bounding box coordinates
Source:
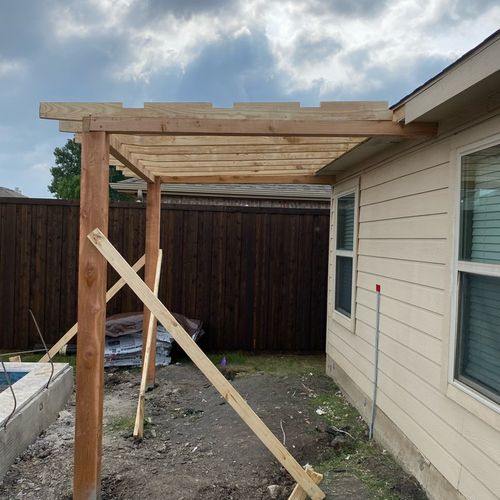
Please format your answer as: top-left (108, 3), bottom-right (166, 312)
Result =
top-left (0, 58), bottom-right (25, 78)
top-left (261, 0), bottom-right (500, 95)
top-left (45, 0), bottom-right (500, 94)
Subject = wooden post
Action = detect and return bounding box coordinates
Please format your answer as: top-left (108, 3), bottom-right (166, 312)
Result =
top-left (134, 249), bottom-right (163, 439)
top-left (142, 177), bottom-right (161, 386)
top-left (73, 131), bottom-right (109, 500)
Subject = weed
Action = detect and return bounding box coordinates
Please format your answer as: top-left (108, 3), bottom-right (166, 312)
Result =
top-left (204, 352), bottom-right (326, 377)
top-left (106, 416), bottom-right (136, 433)
top-left (311, 388), bottom-right (426, 500)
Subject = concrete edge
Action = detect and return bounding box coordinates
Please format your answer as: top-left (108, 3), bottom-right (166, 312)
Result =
top-left (326, 354), bottom-right (465, 500)
top-left (0, 365), bottom-right (73, 482)
top-left (0, 363), bottom-right (71, 424)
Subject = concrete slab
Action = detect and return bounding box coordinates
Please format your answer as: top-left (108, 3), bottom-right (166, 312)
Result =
top-left (0, 362), bottom-right (73, 481)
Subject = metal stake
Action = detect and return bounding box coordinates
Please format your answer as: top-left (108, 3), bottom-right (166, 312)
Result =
top-left (369, 284), bottom-right (381, 440)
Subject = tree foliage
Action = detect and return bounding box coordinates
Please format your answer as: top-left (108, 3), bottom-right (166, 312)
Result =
top-left (48, 138), bottom-right (129, 201)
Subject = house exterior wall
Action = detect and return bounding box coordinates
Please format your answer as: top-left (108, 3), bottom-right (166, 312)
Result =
top-left (326, 112), bottom-right (500, 500)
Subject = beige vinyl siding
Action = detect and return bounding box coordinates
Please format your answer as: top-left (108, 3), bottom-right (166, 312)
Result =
top-left (327, 127), bottom-right (500, 499)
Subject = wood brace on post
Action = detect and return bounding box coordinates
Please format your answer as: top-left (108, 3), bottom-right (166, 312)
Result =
top-left (87, 228), bottom-right (325, 500)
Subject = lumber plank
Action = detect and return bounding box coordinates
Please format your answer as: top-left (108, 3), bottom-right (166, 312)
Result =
top-left (143, 102), bottom-right (393, 120)
top-left (121, 143), bottom-right (360, 154)
top-left (138, 158), bottom-right (331, 168)
top-left (128, 151), bottom-right (345, 162)
top-left (149, 169), bottom-right (321, 178)
top-left (143, 178), bottom-right (162, 385)
top-left (39, 255), bottom-right (146, 363)
top-left (109, 136), bottom-right (155, 183)
top-left (88, 229), bottom-right (325, 500)
top-left (74, 132), bottom-right (109, 500)
top-left (134, 249), bottom-right (163, 438)
top-left (85, 116), bottom-right (437, 137)
top-left (158, 174), bottom-right (336, 184)
top-left (288, 466), bottom-right (324, 500)
top-left (114, 135), bottom-right (364, 146)
top-left (42, 101), bottom-right (392, 122)
top-left (40, 102), bottom-right (123, 120)
top-left (9, 355), bottom-right (21, 362)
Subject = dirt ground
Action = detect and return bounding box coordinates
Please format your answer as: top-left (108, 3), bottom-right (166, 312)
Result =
top-left (0, 355), bottom-right (426, 499)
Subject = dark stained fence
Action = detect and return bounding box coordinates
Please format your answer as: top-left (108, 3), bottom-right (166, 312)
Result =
top-left (0, 199), bottom-right (329, 352)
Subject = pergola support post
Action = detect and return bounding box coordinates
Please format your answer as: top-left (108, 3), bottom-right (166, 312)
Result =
top-left (142, 177), bottom-right (162, 386)
top-left (73, 131), bottom-right (110, 499)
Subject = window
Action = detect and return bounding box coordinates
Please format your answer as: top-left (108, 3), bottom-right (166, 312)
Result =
top-left (334, 192), bottom-right (356, 320)
top-left (455, 143), bottom-right (500, 404)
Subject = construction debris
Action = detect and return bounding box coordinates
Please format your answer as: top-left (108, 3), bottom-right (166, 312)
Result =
top-left (104, 312), bottom-right (205, 368)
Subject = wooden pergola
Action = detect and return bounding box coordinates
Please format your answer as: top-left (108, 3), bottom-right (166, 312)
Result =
top-left (40, 101), bottom-right (436, 500)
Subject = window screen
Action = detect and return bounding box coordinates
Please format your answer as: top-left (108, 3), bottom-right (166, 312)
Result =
top-left (337, 193), bottom-right (355, 251)
top-left (335, 192), bottom-right (355, 319)
top-left (460, 145), bottom-right (500, 264)
top-left (456, 273), bottom-right (500, 403)
top-left (456, 143), bottom-right (500, 403)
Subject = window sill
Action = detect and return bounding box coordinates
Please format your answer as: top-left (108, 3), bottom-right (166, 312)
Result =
top-left (446, 380), bottom-right (500, 430)
top-left (332, 309), bottom-right (355, 333)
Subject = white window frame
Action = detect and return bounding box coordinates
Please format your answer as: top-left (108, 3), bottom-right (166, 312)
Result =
top-left (449, 133), bottom-right (500, 413)
top-left (331, 179), bottom-right (359, 332)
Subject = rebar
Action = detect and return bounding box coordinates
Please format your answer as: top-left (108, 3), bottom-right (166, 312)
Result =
top-left (1, 360), bottom-right (17, 430)
top-left (29, 310), bottom-right (54, 389)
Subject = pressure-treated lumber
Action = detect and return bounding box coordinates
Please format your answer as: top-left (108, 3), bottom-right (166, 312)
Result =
top-left (121, 143), bottom-right (360, 154)
top-left (288, 466), bottom-right (324, 500)
top-left (88, 228), bottom-right (325, 500)
top-left (74, 132), bottom-right (109, 500)
top-left (41, 101), bottom-right (393, 122)
top-left (158, 174), bottom-right (337, 184)
top-left (109, 135), bottom-right (155, 182)
top-left (140, 158), bottom-right (330, 168)
top-left (130, 152), bottom-right (343, 163)
top-left (142, 177), bottom-right (162, 386)
top-left (84, 115), bottom-right (437, 137)
top-left (134, 249), bottom-right (163, 439)
top-left (114, 135), bottom-right (365, 146)
top-left (112, 170), bottom-right (336, 184)
top-left (39, 255), bottom-right (146, 363)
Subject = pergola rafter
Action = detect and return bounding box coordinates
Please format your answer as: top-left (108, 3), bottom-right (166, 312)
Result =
top-left (42, 101), bottom-right (436, 184)
top-left (39, 100), bottom-right (437, 500)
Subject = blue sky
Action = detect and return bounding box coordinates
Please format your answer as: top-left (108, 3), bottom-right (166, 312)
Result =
top-left (0, 0), bottom-right (499, 197)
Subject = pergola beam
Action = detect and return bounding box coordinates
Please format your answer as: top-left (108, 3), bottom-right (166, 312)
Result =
top-left (139, 159), bottom-right (331, 169)
top-left (121, 143), bottom-right (360, 154)
top-left (114, 135), bottom-right (366, 146)
top-left (84, 115), bottom-right (438, 137)
top-left (127, 151), bottom-right (345, 162)
top-left (108, 136), bottom-right (155, 183)
top-left (159, 174), bottom-right (336, 184)
top-left (41, 100), bottom-right (393, 122)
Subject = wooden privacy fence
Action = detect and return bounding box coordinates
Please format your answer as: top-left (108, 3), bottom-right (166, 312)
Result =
top-left (0, 198), bottom-right (329, 352)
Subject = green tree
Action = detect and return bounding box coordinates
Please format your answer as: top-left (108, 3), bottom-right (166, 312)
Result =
top-left (48, 138), bottom-right (129, 201)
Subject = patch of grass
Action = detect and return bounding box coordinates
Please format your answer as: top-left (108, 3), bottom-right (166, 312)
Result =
top-left (0, 351), bottom-right (76, 367)
top-left (106, 415), bottom-right (136, 433)
top-left (203, 352), bottom-right (326, 377)
top-left (312, 389), bottom-right (426, 500)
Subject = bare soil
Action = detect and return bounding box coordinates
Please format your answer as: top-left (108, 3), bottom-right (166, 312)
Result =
top-left (0, 359), bottom-right (426, 499)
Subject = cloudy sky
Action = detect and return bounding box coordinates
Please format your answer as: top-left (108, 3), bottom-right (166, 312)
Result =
top-left (0, 0), bottom-right (499, 197)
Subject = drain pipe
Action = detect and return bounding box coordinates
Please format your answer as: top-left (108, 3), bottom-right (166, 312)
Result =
top-left (369, 284), bottom-right (381, 440)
